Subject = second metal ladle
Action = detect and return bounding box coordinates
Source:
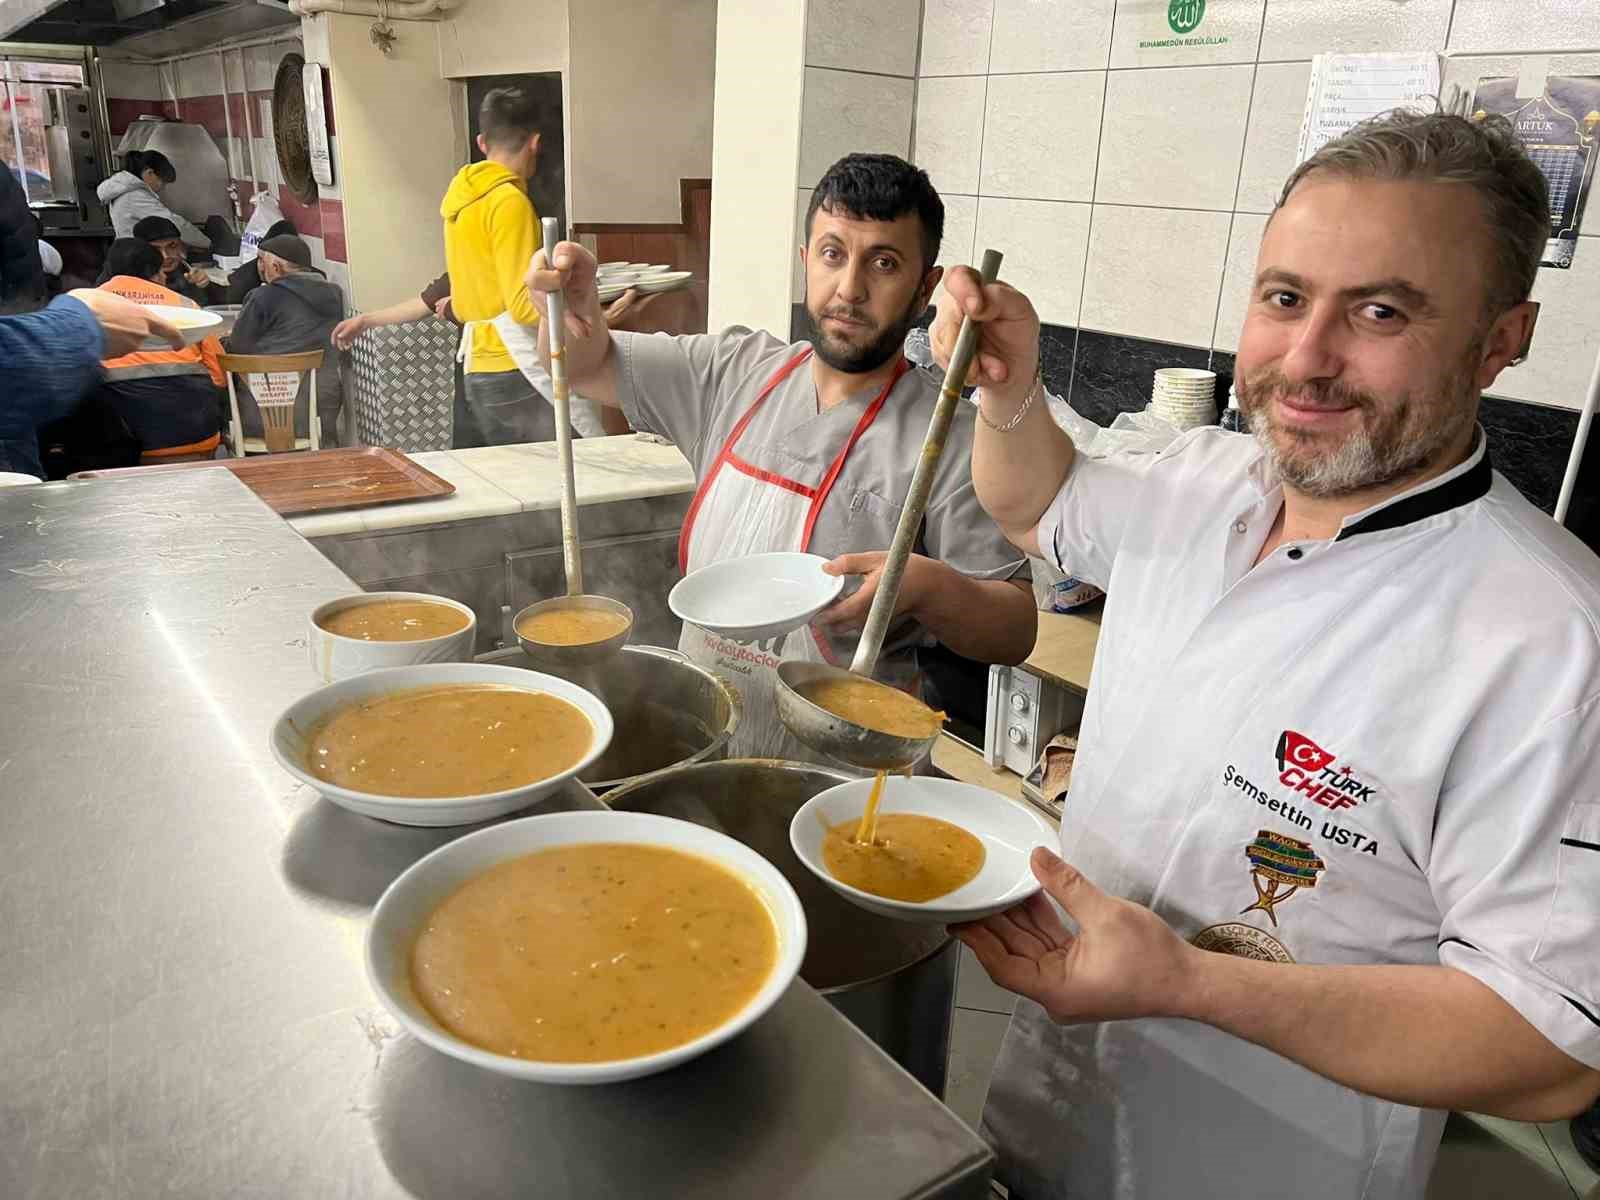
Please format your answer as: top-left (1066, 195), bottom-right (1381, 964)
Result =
top-left (776, 248), bottom-right (1005, 769)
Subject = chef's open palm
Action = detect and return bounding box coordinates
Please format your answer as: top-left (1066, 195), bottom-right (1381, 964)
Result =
top-left (954, 848), bottom-right (1199, 1025)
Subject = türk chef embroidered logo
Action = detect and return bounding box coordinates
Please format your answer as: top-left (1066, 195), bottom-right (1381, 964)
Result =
top-left (1274, 730), bottom-right (1378, 811)
top-left (1242, 830), bottom-right (1326, 927)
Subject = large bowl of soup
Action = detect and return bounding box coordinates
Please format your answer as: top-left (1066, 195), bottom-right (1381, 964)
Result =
top-left (366, 810), bottom-right (808, 1083)
top-left (271, 663), bottom-right (614, 826)
top-left (308, 591), bottom-right (478, 683)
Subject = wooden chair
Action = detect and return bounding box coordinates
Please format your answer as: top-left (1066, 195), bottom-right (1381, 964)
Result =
top-left (218, 350), bottom-right (325, 456)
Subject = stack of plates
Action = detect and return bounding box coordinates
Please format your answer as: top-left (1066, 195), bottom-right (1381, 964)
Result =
top-left (1151, 367), bottom-right (1217, 430)
top-left (596, 262), bottom-right (693, 303)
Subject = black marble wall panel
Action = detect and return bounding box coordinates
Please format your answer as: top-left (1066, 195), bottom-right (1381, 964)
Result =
top-left (1066, 329), bottom-right (1215, 427)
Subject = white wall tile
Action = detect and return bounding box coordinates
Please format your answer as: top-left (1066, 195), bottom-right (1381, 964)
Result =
top-left (1449, 0), bottom-right (1600, 53)
top-left (175, 56), bottom-right (220, 99)
top-left (99, 59), bottom-right (164, 101)
top-left (1258, 0), bottom-right (1450, 60)
top-left (912, 74), bottom-right (987, 195)
top-left (989, 0), bottom-right (1114, 74)
top-left (981, 71), bottom-right (1104, 202)
top-left (1236, 61), bottom-right (1310, 213)
top-left (1109, 0), bottom-right (1264, 69)
top-left (244, 42), bottom-right (299, 93)
top-left (975, 197), bottom-right (1091, 326)
top-left (1441, 51), bottom-right (1600, 236)
top-left (1080, 204), bottom-right (1232, 345)
top-left (806, 0), bottom-right (920, 76)
top-left (920, 0), bottom-right (995, 77)
top-left (1212, 212), bottom-right (1268, 350)
top-left (1485, 239), bottom-right (1600, 411)
top-left (936, 193), bottom-right (979, 273)
top-left (1094, 65), bottom-right (1254, 211)
top-left (798, 68), bottom-right (914, 188)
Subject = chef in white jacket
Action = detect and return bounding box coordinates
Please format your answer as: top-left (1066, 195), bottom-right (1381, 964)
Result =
top-left (934, 108), bottom-right (1600, 1199)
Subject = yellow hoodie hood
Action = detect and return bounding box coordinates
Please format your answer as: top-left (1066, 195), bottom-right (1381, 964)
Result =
top-left (440, 159), bottom-right (526, 222)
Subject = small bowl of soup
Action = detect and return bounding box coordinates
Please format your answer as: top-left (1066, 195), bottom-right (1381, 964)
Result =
top-left (308, 591), bottom-right (477, 683)
top-left (789, 776), bottom-right (1057, 924)
top-left (366, 809), bottom-right (808, 1083)
top-left (271, 662), bottom-right (614, 826)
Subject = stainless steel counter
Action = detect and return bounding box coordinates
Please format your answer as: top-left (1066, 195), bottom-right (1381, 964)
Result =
top-left (0, 472), bottom-right (994, 1199)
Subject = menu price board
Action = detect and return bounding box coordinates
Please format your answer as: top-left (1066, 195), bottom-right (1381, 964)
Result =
top-left (1297, 52), bottom-right (1441, 164)
top-left (1472, 75), bottom-right (1599, 268)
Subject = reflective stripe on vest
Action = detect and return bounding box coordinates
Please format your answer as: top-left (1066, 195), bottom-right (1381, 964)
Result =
top-left (103, 362), bottom-right (213, 382)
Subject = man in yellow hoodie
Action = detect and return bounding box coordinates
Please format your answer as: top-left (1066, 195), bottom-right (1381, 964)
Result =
top-left (441, 86), bottom-right (549, 447)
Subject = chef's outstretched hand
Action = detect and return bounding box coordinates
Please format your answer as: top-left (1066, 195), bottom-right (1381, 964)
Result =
top-left (525, 241), bottom-right (601, 342)
top-left (931, 266), bottom-right (1040, 406)
top-left (952, 847), bottom-right (1200, 1025)
top-left (331, 313), bottom-right (369, 350)
top-left (816, 551), bottom-right (941, 634)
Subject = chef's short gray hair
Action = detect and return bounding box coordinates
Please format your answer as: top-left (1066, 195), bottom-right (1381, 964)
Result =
top-left (1277, 109), bottom-right (1548, 319)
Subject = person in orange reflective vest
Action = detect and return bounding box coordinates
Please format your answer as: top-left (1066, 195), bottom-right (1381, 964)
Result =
top-left (96, 238), bottom-right (226, 461)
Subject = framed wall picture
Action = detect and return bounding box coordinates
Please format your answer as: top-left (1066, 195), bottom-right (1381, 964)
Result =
top-left (1473, 74), bottom-right (1600, 268)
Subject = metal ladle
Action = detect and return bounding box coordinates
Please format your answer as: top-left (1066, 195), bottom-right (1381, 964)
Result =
top-left (776, 249), bottom-right (1004, 769)
top-left (513, 218), bottom-right (635, 670)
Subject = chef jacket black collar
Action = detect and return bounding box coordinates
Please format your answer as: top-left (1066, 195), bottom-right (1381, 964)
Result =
top-left (1242, 425), bottom-right (1492, 542)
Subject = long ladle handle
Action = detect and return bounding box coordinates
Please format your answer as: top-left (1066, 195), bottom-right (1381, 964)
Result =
top-left (542, 216), bottom-right (583, 597)
top-left (849, 248), bottom-right (1004, 677)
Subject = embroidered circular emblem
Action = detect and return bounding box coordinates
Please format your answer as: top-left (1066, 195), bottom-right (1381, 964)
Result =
top-left (1191, 922), bottom-right (1295, 963)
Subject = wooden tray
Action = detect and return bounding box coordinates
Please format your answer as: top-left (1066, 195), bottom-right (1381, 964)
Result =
top-left (73, 447), bottom-right (455, 516)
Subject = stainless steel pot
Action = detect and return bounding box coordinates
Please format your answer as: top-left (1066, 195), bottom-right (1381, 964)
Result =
top-left (477, 644), bottom-right (739, 793)
top-left (602, 759), bottom-right (957, 1097)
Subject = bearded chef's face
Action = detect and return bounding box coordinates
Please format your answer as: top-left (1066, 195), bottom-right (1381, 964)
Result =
top-left (1235, 176), bottom-right (1527, 499)
top-left (802, 206), bottom-right (940, 374)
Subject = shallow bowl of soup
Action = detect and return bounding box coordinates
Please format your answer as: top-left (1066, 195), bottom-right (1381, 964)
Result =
top-left (790, 776), bottom-right (1057, 924)
top-left (271, 662), bottom-right (614, 826)
top-left (308, 591), bottom-right (477, 683)
top-left (366, 809), bottom-right (808, 1083)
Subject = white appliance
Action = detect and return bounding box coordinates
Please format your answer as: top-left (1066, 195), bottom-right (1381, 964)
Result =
top-left (983, 663), bottom-right (1083, 777)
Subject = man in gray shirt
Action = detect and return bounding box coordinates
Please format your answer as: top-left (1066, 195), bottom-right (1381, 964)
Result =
top-left (525, 153), bottom-right (1036, 762)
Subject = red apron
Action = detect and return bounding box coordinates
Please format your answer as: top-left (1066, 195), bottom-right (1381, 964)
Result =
top-left (677, 348), bottom-right (909, 761)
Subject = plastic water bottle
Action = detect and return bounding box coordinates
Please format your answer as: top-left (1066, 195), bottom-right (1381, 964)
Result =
top-left (1219, 384), bottom-right (1246, 433)
top-left (904, 326), bottom-right (945, 383)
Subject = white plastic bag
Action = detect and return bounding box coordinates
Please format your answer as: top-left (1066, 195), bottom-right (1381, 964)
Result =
top-left (1047, 391), bottom-right (1186, 460)
top-left (239, 192), bottom-right (285, 264)
top-left (1032, 389), bottom-right (1190, 612)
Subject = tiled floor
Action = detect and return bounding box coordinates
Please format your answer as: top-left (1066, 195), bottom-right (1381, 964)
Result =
top-left (944, 946), bottom-right (1600, 1198)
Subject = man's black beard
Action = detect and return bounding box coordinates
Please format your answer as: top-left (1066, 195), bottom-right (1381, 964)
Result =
top-left (805, 293), bottom-right (925, 374)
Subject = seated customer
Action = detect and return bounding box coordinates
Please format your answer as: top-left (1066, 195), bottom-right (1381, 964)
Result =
top-left (227, 233), bottom-right (344, 446)
top-left (225, 219), bottom-right (296, 304)
top-left (132, 215), bottom-right (217, 306)
top-left (95, 238), bottom-right (226, 461)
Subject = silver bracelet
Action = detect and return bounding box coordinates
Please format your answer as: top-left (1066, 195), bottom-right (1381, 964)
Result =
top-left (978, 370), bottom-right (1043, 433)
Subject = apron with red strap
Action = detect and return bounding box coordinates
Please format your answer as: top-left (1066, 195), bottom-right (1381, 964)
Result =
top-left (678, 348), bottom-right (916, 764)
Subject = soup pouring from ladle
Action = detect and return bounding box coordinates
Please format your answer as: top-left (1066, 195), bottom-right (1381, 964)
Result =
top-left (776, 249), bottom-right (1005, 770)
top-left (514, 218), bottom-right (636, 669)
